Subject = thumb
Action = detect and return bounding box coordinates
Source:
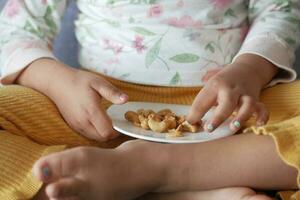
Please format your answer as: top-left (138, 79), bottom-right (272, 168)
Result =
top-left (90, 79), bottom-right (128, 104)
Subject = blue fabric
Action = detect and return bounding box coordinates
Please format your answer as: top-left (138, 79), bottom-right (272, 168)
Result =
top-left (52, 1), bottom-right (79, 68)
top-left (0, 0), bottom-right (299, 74)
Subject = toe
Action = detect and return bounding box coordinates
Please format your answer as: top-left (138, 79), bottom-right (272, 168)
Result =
top-left (242, 193), bottom-right (274, 200)
top-left (33, 148), bottom-right (83, 183)
top-left (46, 177), bottom-right (85, 199)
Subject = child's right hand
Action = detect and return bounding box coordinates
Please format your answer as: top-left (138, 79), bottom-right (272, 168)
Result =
top-left (16, 59), bottom-right (128, 142)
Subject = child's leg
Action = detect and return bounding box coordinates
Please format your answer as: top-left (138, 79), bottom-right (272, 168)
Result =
top-left (0, 85), bottom-right (131, 199)
top-left (32, 80), bottom-right (300, 200)
top-left (139, 187), bottom-right (273, 200)
top-left (33, 133), bottom-right (297, 200)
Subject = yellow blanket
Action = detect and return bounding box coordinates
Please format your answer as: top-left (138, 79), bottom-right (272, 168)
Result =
top-left (1, 77), bottom-right (300, 200)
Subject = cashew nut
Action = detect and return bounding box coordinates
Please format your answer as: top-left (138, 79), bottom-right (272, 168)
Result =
top-left (167, 129), bottom-right (183, 137)
top-left (148, 114), bottom-right (170, 133)
top-left (176, 115), bottom-right (186, 125)
top-left (181, 121), bottom-right (199, 133)
top-left (164, 116), bottom-right (177, 129)
top-left (125, 108), bottom-right (202, 136)
top-left (138, 115), bottom-right (150, 130)
top-left (125, 111), bottom-right (141, 127)
top-left (157, 109), bottom-right (175, 117)
top-left (137, 109), bottom-right (155, 117)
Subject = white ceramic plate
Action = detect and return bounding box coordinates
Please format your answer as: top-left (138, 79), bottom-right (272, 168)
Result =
top-left (107, 102), bottom-right (237, 144)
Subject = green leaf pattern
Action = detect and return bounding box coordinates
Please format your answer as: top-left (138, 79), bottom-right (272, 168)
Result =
top-left (145, 37), bottom-right (162, 68)
top-left (0, 0), bottom-right (299, 87)
top-left (170, 53), bottom-right (200, 63)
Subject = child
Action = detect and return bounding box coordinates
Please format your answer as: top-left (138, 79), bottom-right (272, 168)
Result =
top-left (0, 0), bottom-right (300, 199)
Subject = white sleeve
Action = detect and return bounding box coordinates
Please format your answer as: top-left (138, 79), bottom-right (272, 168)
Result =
top-left (0, 0), bottom-right (67, 84)
top-left (233, 0), bottom-right (300, 86)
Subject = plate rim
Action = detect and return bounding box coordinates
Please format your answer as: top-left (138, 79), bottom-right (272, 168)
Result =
top-left (107, 101), bottom-right (236, 144)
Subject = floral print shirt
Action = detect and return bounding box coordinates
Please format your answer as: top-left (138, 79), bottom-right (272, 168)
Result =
top-left (0, 0), bottom-right (299, 86)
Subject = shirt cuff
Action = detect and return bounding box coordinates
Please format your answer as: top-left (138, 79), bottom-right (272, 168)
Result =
top-left (232, 34), bottom-right (297, 87)
top-left (0, 47), bottom-right (56, 85)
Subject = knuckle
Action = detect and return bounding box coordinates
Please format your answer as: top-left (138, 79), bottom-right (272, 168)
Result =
top-left (92, 132), bottom-right (108, 142)
top-left (245, 96), bottom-right (256, 106)
top-left (209, 76), bottom-right (225, 87)
top-left (194, 105), bottom-right (205, 114)
top-left (79, 118), bottom-right (91, 128)
top-left (238, 111), bottom-right (252, 121)
top-left (224, 94), bottom-right (236, 103)
top-left (213, 113), bottom-right (228, 123)
top-left (70, 120), bottom-right (86, 134)
top-left (99, 130), bottom-right (113, 141)
top-left (103, 86), bottom-right (119, 98)
top-left (91, 79), bottom-right (119, 97)
top-left (86, 106), bottom-right (100, 118)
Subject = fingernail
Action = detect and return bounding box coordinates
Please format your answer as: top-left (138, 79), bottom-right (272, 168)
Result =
top-left (206, 124), bottom-right (214, 132)
top-left (233, 120), bottom-right (241, 128)
top-left (42, 166), bottom-right (50, 178)
top-left (119, 94), bottom-right (128, 101)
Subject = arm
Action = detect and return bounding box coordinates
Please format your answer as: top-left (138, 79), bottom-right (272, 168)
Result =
top-left (0, 0), bottom-right (67, 86)
top-left (188, 0), bottom-right (300, 132)
top-left (233, 0), bottom-right (300, 86)
top-left (0, 1), bottom-right (128, 141)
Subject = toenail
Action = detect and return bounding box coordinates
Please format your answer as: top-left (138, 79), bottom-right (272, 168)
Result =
top-left (42, 166), bottom-right (50, 178)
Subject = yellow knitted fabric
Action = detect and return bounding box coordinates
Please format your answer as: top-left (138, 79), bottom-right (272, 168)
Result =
top-left (0, 78), bottom-right (300, 199)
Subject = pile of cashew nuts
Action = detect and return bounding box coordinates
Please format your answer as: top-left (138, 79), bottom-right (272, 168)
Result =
top-left (124, 108), bottom-right (200, 137)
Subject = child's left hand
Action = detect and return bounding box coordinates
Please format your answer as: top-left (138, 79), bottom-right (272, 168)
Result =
top-left (187, 54), bottom-right (278, 132)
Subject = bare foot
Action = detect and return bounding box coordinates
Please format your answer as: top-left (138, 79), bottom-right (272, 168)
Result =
top-left (32, 141), bottom-right (167, 200)
top-left (139, 187), bottom-right (274, 200)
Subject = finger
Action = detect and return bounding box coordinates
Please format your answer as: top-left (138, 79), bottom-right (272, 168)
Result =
top-left (187, 87), bottom-right (217, 124)
top-left (46, 177), bottom-right (84, 199)
top-left (90, 79), bottom-right (128, 104)
top-left (255, 102), bottom-right (269, 126)
top-left (205, 90), bottom-right (239, 132)
top-left (230, 96), bottom-right (256, 131)
top-left (76, 119), bottom-right (111, 142)
top-left (88, 106), bottom-right (119, 140)
top-left (86, 99), bottom-right (118, 141)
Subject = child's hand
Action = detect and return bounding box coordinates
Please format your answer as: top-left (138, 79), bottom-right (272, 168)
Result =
top-left (17, 59), bottom-right (128, 142)
top-left (51, 69), bottom-right (128, 141)
top-left (187, 54), bottom-right (278, 132)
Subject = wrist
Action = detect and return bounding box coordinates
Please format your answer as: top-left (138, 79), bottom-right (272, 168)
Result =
top-left (16, 58), bottom-right (76, 97)
top-left (233, 53), bottom-right (278, 87)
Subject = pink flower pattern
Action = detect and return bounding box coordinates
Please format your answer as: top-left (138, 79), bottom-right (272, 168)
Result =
top-left (210, 0), bottom-right (232, 9)
top-left (148, 4), bottom-right (163, 18)
top-left (132, 35), bottom-right (146, 54)
top-left (162, 15), bottom-right (202, 29)
top-left (4, 0), bottom-right (21, 18)
top-left (0, 0), bottom-right (298, 86)
top-left (41, 0), bottom-right (47, 5)
top-left (103, 39), bottom-right (123, 55)
top-left (176, 0), bottom-right (185, 8)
